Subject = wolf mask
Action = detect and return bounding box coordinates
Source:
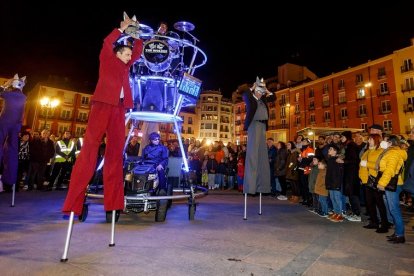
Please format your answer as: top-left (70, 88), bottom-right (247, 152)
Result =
top-left (1, 74), bottom-right (26, 91)
top-left (254, 77), bottom-right (268, 95)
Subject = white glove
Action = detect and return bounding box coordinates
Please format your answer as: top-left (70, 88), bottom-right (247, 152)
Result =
top-left (360, 160), bottom-right (367, 167)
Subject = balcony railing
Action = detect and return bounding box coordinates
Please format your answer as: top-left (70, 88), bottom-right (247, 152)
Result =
top-left (338, 97), bottom-right (347, 104)
top-left (322, 101), bottom-right (330, 107)
top-left (401, 64), bottom-right (414, 73)
top-left (379, 107), bottom-right (391, 114)
top-left (377, 89), bottom-right (390, 96)
top-left (357, 111), bottom-right (367, 118)
top-left (401, 84), bottom-right (414, 93)
top-left (403, 104), bottom-right (414, 113)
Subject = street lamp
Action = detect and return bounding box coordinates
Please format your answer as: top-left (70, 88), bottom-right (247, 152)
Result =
top-left (365, 82), bottom-right (375, 127)
top-left (286, 103), bottom-right (291, 141)
top-left (40, 96), bottom-right (59, 129)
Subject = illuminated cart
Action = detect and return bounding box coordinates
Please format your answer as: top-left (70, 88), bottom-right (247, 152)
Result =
top-left (61, 20), bottom-right (208, 262)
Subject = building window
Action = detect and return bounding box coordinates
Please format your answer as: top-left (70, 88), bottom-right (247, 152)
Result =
top-left (338, 79), bottom-right (345, 90)
top-left (61, 110), bottom-right (71, 119)
top-left (358, 104), bottom-right (367, 116)
top-left (58, 125), bottom-right (70, 134)
top-left (378, 67), bottom-right (386, 79)
top-left (403, 77), bottom-right (414, 91)
top-left (75, 127), bottom-right (86, 137)
top-left (324, 111), bottom-right (331, 122)
top-left (383, 120), bottom-right (392, 132)
top-left (295, 104), bottom-right (300, 114)
top-left (340, 108), bottom-right (348, 119)
top-left (402, 59), bottom-right (413, 72)
top-left (338, 92), bottom-right (346, 103)
top-left (323, 83), bottom-right (329, 94)
top-left (356, 74), bottom-right (363, 84)
top-left (379, 83), bottom-right (388, 94)
top-left (357, 88), bottom-right (366, 99)
top-left (295, 92), bottom-right (299, 102)
top-left (309, 88), bottom-right (314, 98)
top-left (309, 101), bottom-right (315, 110)
top-left (280, 107), bottom-right (286, 118)
top-left (295, 116), bottom-right (300, 126)
top-left (281, 94), bottom-right (287, 104)
top-left (361, 123), bottom-right (368, 132)
top-left (78, 112), bottom-right (88, 122)
top-left (188, 117), bottom-right (193, 124)
top-left (310, 114), bottom-right (315, 124)
top-left (81, 96), bottom-right (90, 105)
top-left (381, 100), bottom-right (391, 113)
top-left (322, 96), bottom-right (329, 107)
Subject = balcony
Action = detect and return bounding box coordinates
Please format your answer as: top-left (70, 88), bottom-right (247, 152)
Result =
top-left (357, 111), bottom-right (367, 118)
top-left (308, 105), bottom-right (315, 110)
top-left (377, 89), bottom-right (390, 96)
top-left (379, 107), bottom-right (391, 114)
top-left (278, 99), bottom-right (287, 106)
top-left (403, 104), bottom-right (414, 113)
top-left (338, 84), bottom-right (345, 90)
top-left (322, 101), bottom-right (330, 107)
top-left (338, 97), bottom-right (347, 104)
top-left (308, 119), bottom-right (316, 125)
top-left (377, 73), bottom-right (386, 80)
top-left (401, 84), bottom-right (414, 93)
top-left (59, 116), bottom-right (73, 121)
top-left (401, 64), bottom-right (414, 73)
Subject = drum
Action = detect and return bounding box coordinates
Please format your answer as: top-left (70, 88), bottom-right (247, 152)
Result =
top-left (133, 76), bottom-right (179, 113)
top-left (166, 31), bottom-right (180, 49)
top-left (143, 39), bottom-right (172, 72)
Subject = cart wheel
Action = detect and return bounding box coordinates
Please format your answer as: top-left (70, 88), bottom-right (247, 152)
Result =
top-left (155, 199), bottom-right (168, 222)
top-left (105, 210), bottom-right (120, 223)
top-left (188, 203), bottom-right (196, 220)
top-left (78, 203), bottom-right (89, 222)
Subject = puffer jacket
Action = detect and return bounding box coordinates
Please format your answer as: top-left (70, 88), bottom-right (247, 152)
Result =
top-left (314, 168), bottom-right (328, 196)
top-left (377, 146), bottom-right (407, 189)
top-left (359, 147), bottom-right (383, 184)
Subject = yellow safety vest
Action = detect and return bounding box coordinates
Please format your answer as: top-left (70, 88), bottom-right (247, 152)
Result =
top-left (55, 140), bottom-right (75, 163)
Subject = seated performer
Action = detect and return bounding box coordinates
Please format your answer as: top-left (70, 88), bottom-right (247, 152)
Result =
top-left (141, 132), bottom-right (169, 194)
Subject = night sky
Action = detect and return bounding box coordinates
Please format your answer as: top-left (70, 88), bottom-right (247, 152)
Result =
top-left (1, 1), bottom-right (413, 98)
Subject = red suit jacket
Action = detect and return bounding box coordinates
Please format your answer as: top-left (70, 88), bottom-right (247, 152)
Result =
top-left (91, 28), bottom-right (143, 109)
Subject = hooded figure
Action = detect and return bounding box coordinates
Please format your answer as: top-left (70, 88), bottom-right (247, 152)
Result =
top-left (0, 74), bottom-right (27, 188)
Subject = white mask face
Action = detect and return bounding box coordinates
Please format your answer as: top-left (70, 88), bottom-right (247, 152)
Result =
top-left (380, 140), bottom-right (389, 149)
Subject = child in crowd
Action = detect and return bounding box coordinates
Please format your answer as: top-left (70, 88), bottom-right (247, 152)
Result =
top-left (307, 156), bottom-right (321, 214)
top-left (326, 144), bottom-right (344, 222)
top-left (314, 159), bottom-right (328, 217)
top-left (237, 154), bottom-right (245, 192)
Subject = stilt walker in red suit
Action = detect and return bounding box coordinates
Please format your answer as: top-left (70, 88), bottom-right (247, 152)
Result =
top-left (62, 16), bottom-right (143, 215)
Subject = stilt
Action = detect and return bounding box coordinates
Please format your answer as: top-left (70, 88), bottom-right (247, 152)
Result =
top-left (60, 212), bottom-right (75, 262)
top-left (258, 193), bottom-right (262, 215)
top-left (11, 183), bottom-right (15, 207)
top-left (109, 210), bottom-right (116, 247)
top-left (243, 193), bottom-right (247, 220)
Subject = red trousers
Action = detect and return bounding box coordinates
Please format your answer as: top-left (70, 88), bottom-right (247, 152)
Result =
top-left (62, 102), bottom-right (125, 215)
